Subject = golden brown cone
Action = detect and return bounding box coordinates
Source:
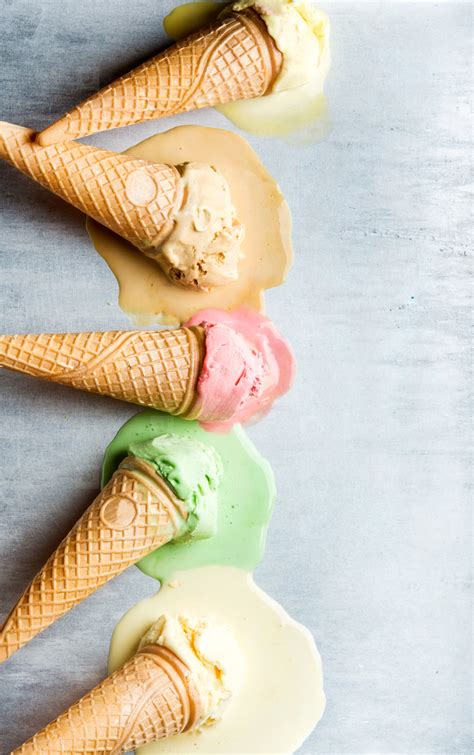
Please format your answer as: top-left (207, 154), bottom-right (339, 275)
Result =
top-left (0, 457), bottom-right (188, 662)
top-left (0, 326), bottom-right (205, 417)
top-left (38, 9), bottom-right (282, 145)
top-left (0, 121), bottom-right (183, 255)
top-left (13, 645), bottom-right (202, 753)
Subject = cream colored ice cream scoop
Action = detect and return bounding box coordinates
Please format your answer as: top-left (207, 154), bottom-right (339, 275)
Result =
top-left (0, 121), bottom-right (243, 290)
top-left (139, 614), bottom-right (243, 728)
top-left (12, 611), bottom-right (241, 754)
top-left (230, 1), bottom-right (329, 94)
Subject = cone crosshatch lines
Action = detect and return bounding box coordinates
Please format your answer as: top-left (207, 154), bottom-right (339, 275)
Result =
top-left (0, 121), bottom-right (183, 255)
top-left (0, 327), bottom-right (205, 417)
top-left (12, 646), bottom-right (202, 753)
top-left (0, 457), bottom-right (188, 662)
top-left (38, 9), bottom-right (283, 145)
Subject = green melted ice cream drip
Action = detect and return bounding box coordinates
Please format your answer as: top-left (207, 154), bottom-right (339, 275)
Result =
top-left (129, 434), bottom-right (223, 543)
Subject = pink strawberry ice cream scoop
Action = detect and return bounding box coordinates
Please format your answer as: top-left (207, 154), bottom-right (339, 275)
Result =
top-left (186, 308), bottom-right (295, 432)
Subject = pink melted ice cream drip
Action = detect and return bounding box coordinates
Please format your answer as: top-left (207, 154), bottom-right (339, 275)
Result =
top-left (185, 308), bottom-right (295, 432)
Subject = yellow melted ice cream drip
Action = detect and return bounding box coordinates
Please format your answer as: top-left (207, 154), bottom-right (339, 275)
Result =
top-left (87, 125), bottom-right (292, 325)
top-left (109, 565), bottom-right (325, 754)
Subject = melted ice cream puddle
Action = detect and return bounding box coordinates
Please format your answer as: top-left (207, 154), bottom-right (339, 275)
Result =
top-left (87, 125), bottom-right (292, 325)
top-left (109, 565), bottom-right (325, 753)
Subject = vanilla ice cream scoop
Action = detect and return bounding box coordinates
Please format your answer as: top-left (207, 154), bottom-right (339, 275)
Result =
top-left (150, 162), bottom-right (245, 290)
top-left (140, 614), bottom-right (243, 727)
top-left (229, 0), bottom-right (330, 94)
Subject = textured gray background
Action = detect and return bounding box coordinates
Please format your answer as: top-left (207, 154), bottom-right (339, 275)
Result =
top-left (0, 1), bottom-right (472, 753)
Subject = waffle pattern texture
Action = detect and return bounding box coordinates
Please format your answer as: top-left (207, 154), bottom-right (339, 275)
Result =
top-left (0, 326), bottom-right (205, 415)
top-left (0, 458), bottom-right (187, 662)
top-left (0, 121), bottom-right (182, 252)
top-left (13, 646), bottom-right (201, 753)
top-left (38, 9), bottom-right (282, 144)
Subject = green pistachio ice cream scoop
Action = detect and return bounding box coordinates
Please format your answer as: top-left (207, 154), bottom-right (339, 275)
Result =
top-left (129, 434), bottom-right (223, 542)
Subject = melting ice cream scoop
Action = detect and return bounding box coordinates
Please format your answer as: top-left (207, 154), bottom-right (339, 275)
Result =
top-left (12, 612), bottom-right (241, 753)
top-left (228, 0), bottom-right (330, 95)
top-left (140, 613), bottom-right (243, 729)
top-left (109, 565), bottom-right (326, 754)
top-left (129, 434), bottom-right (223, 541)
top-left (186, 306), bottom-right (295, 431)
top-left (156, 162), bottom-right (244, 290)
top-left (164, 2), bottom-right (331, 139)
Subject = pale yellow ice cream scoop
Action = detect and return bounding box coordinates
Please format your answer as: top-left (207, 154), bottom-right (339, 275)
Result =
top-left (229, 0), bottom-right (330, 94)
top-left (140, 613), bottom-right (243, 728)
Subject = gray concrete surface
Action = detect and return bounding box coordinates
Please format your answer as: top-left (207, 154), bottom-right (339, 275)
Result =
top-left (0, 1), bottom-right (472, 753)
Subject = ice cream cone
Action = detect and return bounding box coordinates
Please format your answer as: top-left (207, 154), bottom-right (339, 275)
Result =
top-left (0, 121), bottom-right (183, 255)
top-left (0, 457), bottom-right (188, 662)
top-left (0, 326), bottom-right (205, 417)
top-left (13, 645), bottom-right (201, 753)
top-left (38, 9), bottom-right (282, 145)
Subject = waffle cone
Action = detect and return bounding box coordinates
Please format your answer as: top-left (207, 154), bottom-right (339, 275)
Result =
top-left (0, 326), bottom-right (205, 417)
top-left (13, 645), bottom-right (202, 753)
top-left (0, 457), bottom-right (187, 662)
top-left (38, 9), bottom-right (282, 145)
top-left (0, 121), bottom-right (183, 254)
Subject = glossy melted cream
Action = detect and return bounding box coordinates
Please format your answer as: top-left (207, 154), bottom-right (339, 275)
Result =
top-left (87, 126), bottom-right (292, 325)
top-left (164, 1), bottom-right (330, 140)
top-left (163, 0), bottom-right (222, 36)
top-left (109, 565), bottom-right (325, 754)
